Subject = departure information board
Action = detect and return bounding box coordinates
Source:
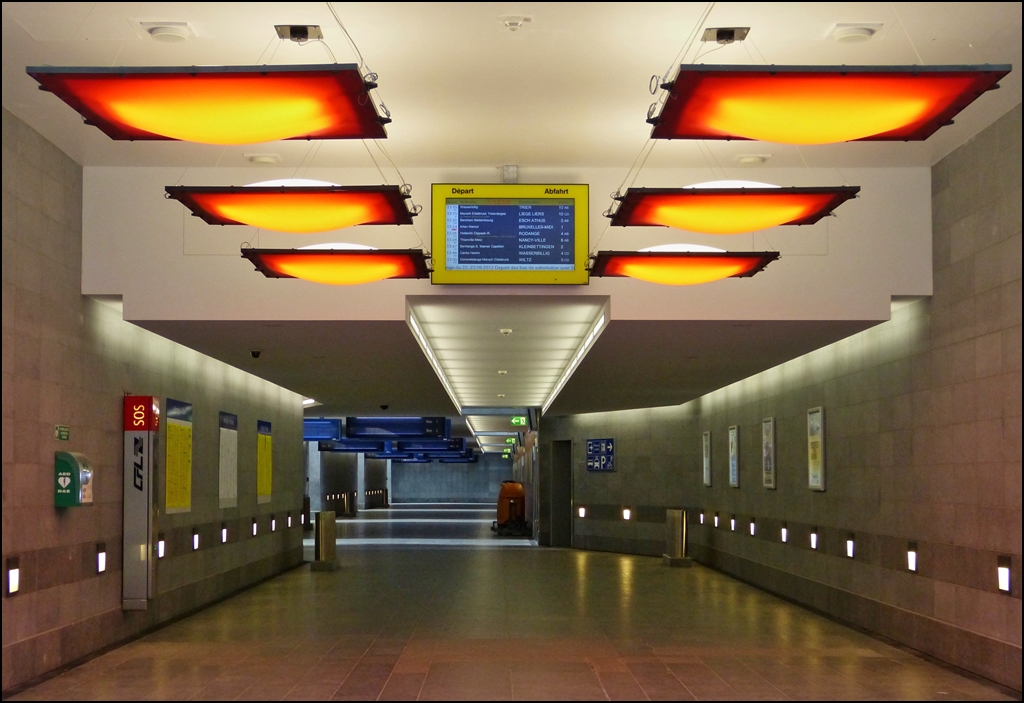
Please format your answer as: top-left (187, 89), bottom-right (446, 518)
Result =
top-left (445, 199), bottom-right (574, 271)
top-left (431, 184), bottom-right (589, 285)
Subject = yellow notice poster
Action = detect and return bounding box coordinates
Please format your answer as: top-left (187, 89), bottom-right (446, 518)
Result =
top-left (257, 420), bottom-right (272, 504)
top-left (165, 399), bottom-right (193, 513)
top-left (807, 406), bottom-right (825, 491)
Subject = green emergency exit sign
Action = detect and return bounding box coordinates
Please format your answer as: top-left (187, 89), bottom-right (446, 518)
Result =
top-left (55, 425), bottom-right (70, 441)
top-left (510, 416), bottom-right (527, 427)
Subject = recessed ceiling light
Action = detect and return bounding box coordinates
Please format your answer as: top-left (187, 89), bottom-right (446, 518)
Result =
top-left (831, 23), bottom-right (883, 44)
top-left (141, 22), bottom-right (191, 43)
top-left (245, 154), bottom-right (281, 166)
top-left (736, 154), bottom-right (771, 165)
top-left (498, 370), bottom-right (508, 376)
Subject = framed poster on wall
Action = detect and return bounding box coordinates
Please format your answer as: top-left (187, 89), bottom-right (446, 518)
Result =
top-left (728, 425), bottom-right (739, 488)
top-left (762, 417), bottom-right (776, 489)
top-left (165, 398), bottom-right (193, 514)
top-left (702, 431), bottom-right (712, 486)
top-left (807, 407), bottom-right (825, 491)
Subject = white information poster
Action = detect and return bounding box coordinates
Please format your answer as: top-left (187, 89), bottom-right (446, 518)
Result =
top-left (728, 426), bottom-right (740, 487)
top-left (219, 411), bottom-right (238, 508)
top-left (762, 417), bottom-right (776, 489)
top-left (808, 407), bottom-right (825, 491)
top-left (702, 431), bottom-right (712, 487)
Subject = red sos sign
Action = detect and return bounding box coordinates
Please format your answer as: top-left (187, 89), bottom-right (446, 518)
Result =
top-left (123, 396), bottom-right (160, 431)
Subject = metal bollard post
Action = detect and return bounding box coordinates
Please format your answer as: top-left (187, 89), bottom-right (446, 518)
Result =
top-left (663, 509), bottom-right (693, 567)
top-left (311, 510), bottom-right (337, 571)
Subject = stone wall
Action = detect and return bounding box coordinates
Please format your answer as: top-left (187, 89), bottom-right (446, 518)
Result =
top-left (392, 454), bottom-right (511, 503)
top-left (2, 109), bottom-right (306, 691)
top-left (542, 104), bottom-right (1022, 690)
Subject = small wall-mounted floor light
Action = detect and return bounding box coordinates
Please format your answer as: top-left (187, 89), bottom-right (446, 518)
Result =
top-left (301, 513), bottom-right (306, 525)
top-left (287, 512), bottom-right (293, 528)
top-left (578, 506), bottom-right (586, 518)
top-left (6, 557), bottom-right (20, 596)
top-left (622, 508), bottom-right (632, 521)
top-left (781, 524), bottom-right (788, 543)
top-left (157, 534), bottom-right (166, 559)
top-left (714, 512), bottom-right (720, 528)
top-left (810, 529), bottom-right (818, 550)
top-left (907, 542), bottom-right (918, 572)
top-left (730, 516), bottom-right (736, 531)
top-left (846, 534), bottom-right (855, 558)
top-left (96, 543), bottom-right (107, 574)
top-left (252, 518), bottom-right (258, 536)
top-left (998, 556), bottom-right (1011, 593)
top-left (192, 528), bottom-right (200, 551)
top-left (699, 512), bottom-right (705, 525)
top-left (221, 523), bottom-right (228, 544)
top-left (749, 519), bottom-right (756, 536)
top-left (271, 515), bottom-right (277, 532)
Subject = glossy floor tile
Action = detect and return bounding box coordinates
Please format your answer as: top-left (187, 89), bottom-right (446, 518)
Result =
top-left (9, 504), bottom-right (1016, 701)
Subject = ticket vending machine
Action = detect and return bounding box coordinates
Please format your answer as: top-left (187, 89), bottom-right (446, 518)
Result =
top-left (54, 451), bottom-right (93, 507)
top-left (123, 396), bottom-right (159, 611)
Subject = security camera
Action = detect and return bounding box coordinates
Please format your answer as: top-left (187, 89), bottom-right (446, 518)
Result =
top-left (250, 350), bottom-right (262, 359)
top-left (379, 404), bottom-right (389, 410)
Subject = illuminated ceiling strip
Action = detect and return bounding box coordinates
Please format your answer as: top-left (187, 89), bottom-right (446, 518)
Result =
top-left (28, 63), bottom-right (388, 144)
top-left (407, 310), bottom-right (462, 415)
top-left (649, 64), bottom-right (1010, 144)
top-left (590, 251), bottom-right (779, 286)
top-left (609, 186), bottom-right (859, 234)
top-left (166, 185), bottom-right (414, 233)
top-left (241, 249), bottom-right (428, 285)
top-left (541, 302), bottom-right (610, 416)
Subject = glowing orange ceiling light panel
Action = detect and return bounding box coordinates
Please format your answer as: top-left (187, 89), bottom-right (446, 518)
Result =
top-left (27, 64), bottom-right (388, 144)
top-left (166, 185), bottom-right (414, 233)
top-left (609, 186), bottom-right (858, 234)
top-left (649, 65), bottom-right (1010, 144)
top-left (241, 249), bottom-right (428, 286)
top-left (590, 251), bottom-right (778, 285)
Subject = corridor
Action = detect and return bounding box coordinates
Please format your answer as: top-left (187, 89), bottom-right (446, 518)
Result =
top-left (309, 502), bottom-right (534, 548)
top-left (8, 544), bottom-right (1014, 700)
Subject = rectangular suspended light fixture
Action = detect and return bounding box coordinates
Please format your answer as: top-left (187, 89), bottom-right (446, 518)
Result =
top-left (166, 185), bottom-right (415, 233)
top-left (27, 64), bottom-right (389, 144)
top-left (649, 64), bottom-right (1010, 144)
top-left (608, 186), bottom-right (859, 234)
top-left (590, 251), bottom-right (779, 285)
top-left (241, 249), bottom-right (429, 286)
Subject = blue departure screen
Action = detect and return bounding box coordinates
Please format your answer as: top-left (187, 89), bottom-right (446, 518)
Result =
top-left (445, 199), bottom-right (574, 271)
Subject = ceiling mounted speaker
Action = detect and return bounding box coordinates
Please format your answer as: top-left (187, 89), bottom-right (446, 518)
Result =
top-left (649, 64), bottom-right (1010, 144)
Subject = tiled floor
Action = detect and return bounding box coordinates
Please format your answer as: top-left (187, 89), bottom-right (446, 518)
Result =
top-left (9, 504), bottom-right (1016, 701)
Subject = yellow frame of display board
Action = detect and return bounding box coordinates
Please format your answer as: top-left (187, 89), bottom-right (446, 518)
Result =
top-left (431, 183), bottom-right (589, 284)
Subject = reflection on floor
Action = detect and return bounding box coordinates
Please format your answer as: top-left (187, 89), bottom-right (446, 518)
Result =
top-left (306, 502), bottom-right (535, 549)
top-left (10, 529), bottom-right (1016, 700)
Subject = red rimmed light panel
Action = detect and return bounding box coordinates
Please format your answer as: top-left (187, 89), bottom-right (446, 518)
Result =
top-left (27, 64), bottom-right (388, 144)
top-left (591, 251), bottom-right (779, 286)
top-left (241, 249), bottom-right (428, 286)
top-left (650, 65), bottom-right (1010, 144)
top-left (166, 186), bottom-right (414, 233)
top-left (610, 186), bottom-right (858, 234)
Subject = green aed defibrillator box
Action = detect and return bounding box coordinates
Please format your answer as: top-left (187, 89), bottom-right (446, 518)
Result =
top-left (54, 451), bottom-right (94, 507)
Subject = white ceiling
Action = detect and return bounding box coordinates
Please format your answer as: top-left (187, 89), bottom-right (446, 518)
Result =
top-left (3, 3), bottom-right (1021, 427)
top-left (3, 2), bottom-right (1021, 171)
top-left (407, 295), bottom-right (608, 411)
